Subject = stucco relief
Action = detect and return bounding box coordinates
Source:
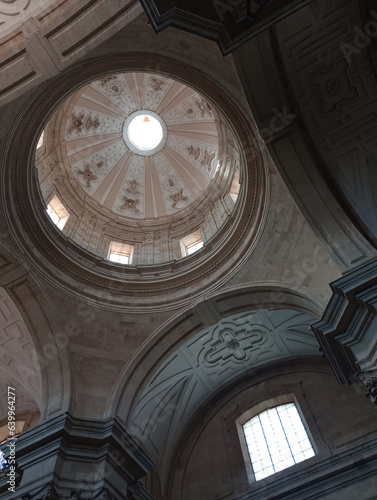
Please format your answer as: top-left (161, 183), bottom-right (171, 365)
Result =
top-left (360, 373), bottom-right (377, 406)
top-left (169, 188), bottom-right (188, 210)
top-left (164, 94), bottom-right (214, 125)
top-left (201, 149), bottom-right (217, 173)
top-left (313, 59), bottom-right (358, 113)
top-left (66, 107), bottom-right (123, 138)
top-left (153, 153), bottom-right (193, 214)
top-left (129, 309), bottom-right (319, 467)
top-left (187, 145), bottom-right (201, 161)
top-left (145, 74), bottom-right (175, 111)
top-left (71, 142), bottom-right (127, 196)
top-left (91, 75), bottom-right (137, 116)
top-left (60, 73), bottom-right (219, 221)
top-left (167, 135), bottom-right (218, 179)
top-left (77, 164), bottom-right (97, 188)
top-left (120, 197), bottom-right (140, 214)
top-left (126, 179), bottom-right (141, 195)
top-left (201, 327), bottom-right (267, 365)
top-left (113, 155), bottom-right (146, 218)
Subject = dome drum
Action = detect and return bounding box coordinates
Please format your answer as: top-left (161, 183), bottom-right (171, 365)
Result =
top-left (2, 56), bottom-right (267, 312)
top-left (37, 73), bottom-right (242, 267)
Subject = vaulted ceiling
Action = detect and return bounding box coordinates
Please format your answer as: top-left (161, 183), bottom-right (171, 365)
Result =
top-left (64, 72), bottom-right (218, 220)
top-left (127, 308), bottom-right (320, 476)
top-left (140, 0), bottom-right (315, 55)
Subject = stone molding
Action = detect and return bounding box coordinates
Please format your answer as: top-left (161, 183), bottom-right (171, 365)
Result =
top-left (37, 78), bottom-right (239, 265)
top-left (139, 0), bottom-right (314, 56)
top-left (233, 435), bottom-right (377, 500)
top-left (0, 413), bottom-right (153, 500)
top-left (1, 53), bottom-right (269, 313)
top-left (0, 245), bottom-right (71, 422)
top-left (233, 21), bottom-right (377, 272)
top-left (311, 258), bottom-right (377, 384)
top-left (0, 0), bottom-right (143, 108)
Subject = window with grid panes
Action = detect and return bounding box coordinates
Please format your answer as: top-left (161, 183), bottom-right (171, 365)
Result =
top-left (242, 402), bottom-right (315, 481)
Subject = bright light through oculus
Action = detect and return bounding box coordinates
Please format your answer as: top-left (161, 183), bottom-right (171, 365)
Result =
top-left (127, 114), bottom-right (163, 151)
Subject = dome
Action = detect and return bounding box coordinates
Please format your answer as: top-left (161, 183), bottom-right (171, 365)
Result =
top-left (6, 61), bottom-right (266, 312)
top-left (64, 73), bottom-right (219, 221)
top-left (36, 71), bottom-right (243, 268)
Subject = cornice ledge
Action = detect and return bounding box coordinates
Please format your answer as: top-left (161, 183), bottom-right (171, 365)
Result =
top-left (237, 435), bottom-right (377, 500)
top-left (10, 413), bottom-right (153, 476)
top-left (311, 258), bottom-right (377, 383)
top-left (139, 0), bottom-right (315, 56)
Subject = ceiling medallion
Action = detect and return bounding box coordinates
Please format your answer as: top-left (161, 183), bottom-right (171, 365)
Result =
top-left (123, 110), bottom-right (167, 156)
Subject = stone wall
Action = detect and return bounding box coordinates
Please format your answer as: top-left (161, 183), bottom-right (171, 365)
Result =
top-left (170, 361), bottom-right (377, 500)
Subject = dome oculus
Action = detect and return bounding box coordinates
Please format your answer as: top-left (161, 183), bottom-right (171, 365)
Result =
top-left (123, 110), bottom-right (167, 156)
top-left (61, 74), bottom-right (219, 221)
top-left (128, 114), bottom-right (163, 150)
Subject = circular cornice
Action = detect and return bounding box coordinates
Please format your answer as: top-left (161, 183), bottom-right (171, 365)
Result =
top-left (2, 53), bottom-right (269, 312)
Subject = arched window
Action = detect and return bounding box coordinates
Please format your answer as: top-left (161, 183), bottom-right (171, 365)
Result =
top-left (242, 402), bottom-right (315, 481)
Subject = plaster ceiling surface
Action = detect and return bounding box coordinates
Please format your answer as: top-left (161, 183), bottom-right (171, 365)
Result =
top-left (65, 73), bottom-right (219, 221)
top-left (0, 288), bottom-right (42, 417)
top-left (128, 308), bottom-right (319, 472)
top-left (0, 0), bottom-right (55, 37)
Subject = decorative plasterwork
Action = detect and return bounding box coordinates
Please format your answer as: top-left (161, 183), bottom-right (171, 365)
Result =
top-left (63, 72), bottom-right (219, 221)
top-left (139, 0), bottom-right (315, 55)
top-left (0, 0), bottom-right (53, 38)
top-left (2, 55), bottom-right (267, 311)
top-left (128, 309), bottom-right (319, 471)
top-left (313, 59), bottom-right (358, 113)
top-left (123, 110), bottom-right (167, 156)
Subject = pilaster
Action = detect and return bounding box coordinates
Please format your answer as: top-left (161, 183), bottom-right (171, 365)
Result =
top-left (0, 414), bottom-right (154, 500)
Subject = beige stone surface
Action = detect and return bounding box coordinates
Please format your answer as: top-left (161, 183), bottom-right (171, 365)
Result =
top-left (0, 2), bottom-right (377, 499)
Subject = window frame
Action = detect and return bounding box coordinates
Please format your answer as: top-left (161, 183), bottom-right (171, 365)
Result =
top-left (229, 171), bottom-right (240, 203)
top-left (107, 241), bottom-right (134, 265)
top-left (186, 240), bottom-right (204, 255)
top-left (180, 230), bottom-right (204, 257)
top-left (46, 195), bottom-right (70, 230)
top-left (36, 129), bottom-right (45, 150)
top-left (236, 394), bottom-right (317, 484)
